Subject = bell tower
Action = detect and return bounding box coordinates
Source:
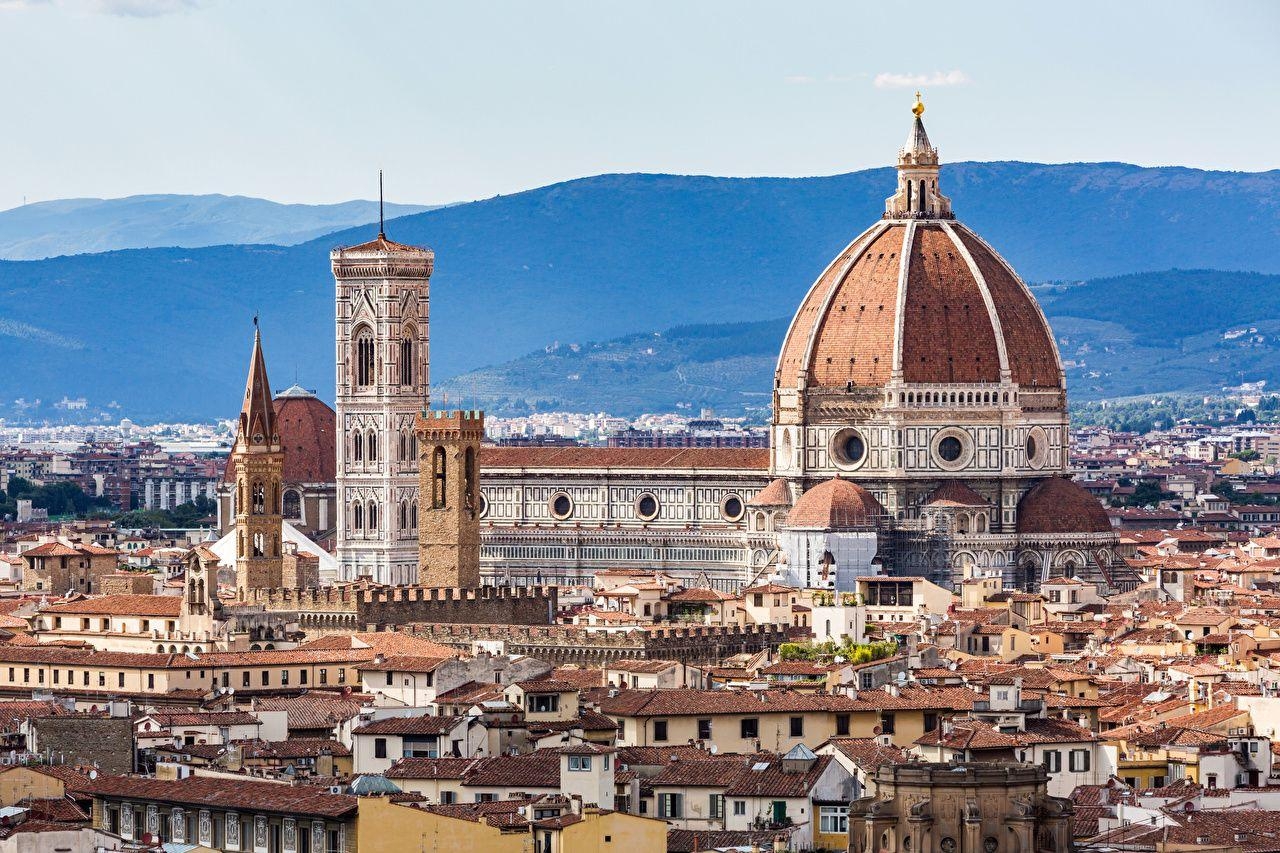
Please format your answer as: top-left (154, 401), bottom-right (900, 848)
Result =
top-left (332, 211), bottom-right (433, 585)
top-left (414, 410), bottom-right (483, 588)
top-left (233, 322), bottom-right (284, 594)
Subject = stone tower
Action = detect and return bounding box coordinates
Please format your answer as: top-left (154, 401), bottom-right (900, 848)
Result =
top-left (332, 228), bottom-right (433, 585)
top-left (233, 324), bottom-right (285, 593)
top-left (414, 410), bottom-right (483, 588)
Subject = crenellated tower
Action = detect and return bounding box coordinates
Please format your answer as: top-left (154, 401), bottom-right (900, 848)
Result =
top-left (233, 323), bottom-right (285, 593)
top-left (332, 223), bottom-right (433, 585)
top-left (414, 409), bottom-right (483, 588)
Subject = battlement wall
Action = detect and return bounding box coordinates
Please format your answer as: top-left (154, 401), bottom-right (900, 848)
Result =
top-left (237, 584), bottom-right (556, 628)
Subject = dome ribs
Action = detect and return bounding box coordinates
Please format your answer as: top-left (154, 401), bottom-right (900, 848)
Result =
top-left (953, 227), bottom-right (1061, 389)
top-left (806, 225), bottom-right (903, 389)
top-left (901, 225), bottom-right (1001, 384)
top-left (776, 224), bottom-right (886, 390)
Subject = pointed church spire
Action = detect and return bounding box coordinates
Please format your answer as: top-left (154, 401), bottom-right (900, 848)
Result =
top-left (239, 318), bottom-right (277, 448)
top-left (884, 91), bottom-right (952, 220)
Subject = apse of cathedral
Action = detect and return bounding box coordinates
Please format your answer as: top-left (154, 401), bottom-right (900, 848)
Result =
top-left (222, 94), bottom-right (1131, 596)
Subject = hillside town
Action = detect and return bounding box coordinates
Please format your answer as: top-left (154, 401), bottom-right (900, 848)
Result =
top-left (0, 71), bottom-right (1273, 853)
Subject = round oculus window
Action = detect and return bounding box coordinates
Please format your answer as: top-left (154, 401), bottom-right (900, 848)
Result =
top-left (843, 432), bottom-right (866, 465)
top-left (721, 495), bottom-right (745, 522)
top-left (550, 493), bottom-right (573, 520)
top-left (478, 493), bottom-right (489, 519)
top-left (1026, 434), bottom-right (1038, 461)
top-left (831, 427), bottom-right (869, 468)
top-left (636, 493), bottom-right (659, 521)
top-left (938, 436), bottom-right (963, 462)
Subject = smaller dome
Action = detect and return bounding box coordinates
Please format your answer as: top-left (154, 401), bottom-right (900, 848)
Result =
top-left (748, 478), bottom-right (793, 508)
top-left (348, 774), bottom-right (401, 796)
top-left (1017, 477), bottom-right (1112, 535)
top-left (925, 481), bottom-right (989, 508)
top-left (785, 476), bottom-right (885, 529)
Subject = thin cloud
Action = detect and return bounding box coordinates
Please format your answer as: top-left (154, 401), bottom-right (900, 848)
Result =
top-left (784, 75), bottom-right (815, 85)
top-left (0, 0), bottom-right (208, 15)
top-left (874, 70), bottom-right (971, 89)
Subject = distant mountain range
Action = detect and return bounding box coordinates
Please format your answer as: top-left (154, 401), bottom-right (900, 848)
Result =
top-left (1, 161), bottom-right (1279, 422)
top-left (435, 269), bottom-right (1280, 418)
top-left (0, 195), bottom-right (437, 260)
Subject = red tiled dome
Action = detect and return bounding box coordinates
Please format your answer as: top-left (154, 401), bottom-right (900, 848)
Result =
top-left (748, 478), bottom-right (793, 507)
top-left (1016, 477), bottom-right (1112, 535)
top-left (224, 387), bottom-right (335, 485)
top-left (925, 481), bottom-right (989, 507)
top-left (775, 221), bottom-right (1061, 392)
top-left (785, 476), bottom-right (885, 529)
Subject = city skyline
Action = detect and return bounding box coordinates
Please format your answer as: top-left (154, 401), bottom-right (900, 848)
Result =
top-left (0, 0), bottom-right (1277, 212)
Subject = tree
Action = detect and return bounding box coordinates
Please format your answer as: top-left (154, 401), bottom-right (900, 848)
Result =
top-left (1127, 479), bottom-right (1174, 507)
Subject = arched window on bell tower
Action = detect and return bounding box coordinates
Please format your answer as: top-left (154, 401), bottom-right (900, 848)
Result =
top-left (354, 326), bottom-right (375, 388)
top-left (252, 482), bottom-right (265, 514)
top-left (400, 328), bottom-right (415, 386)
top-left (432, 446), bottom-right (446, 508)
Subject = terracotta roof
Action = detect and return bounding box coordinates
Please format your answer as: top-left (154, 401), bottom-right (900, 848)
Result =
top-left (355, 655), bottom-right (451, 674)
top-left (925, 480), bottom-right (989, 507)
top-left (667, 830), bottom-right (782, 853)
top-left (335, 234), bottom-right (430, 254)
top-left (747, 478), bottom-right (793, 507)
top-left (235, 738), bottom-right (351, 759)
top-left (294, 632), bottom-right (461, 659)
top-left (651, 756), bottom-right (752, 787)
top-left (480, 446), bottom-right (768, 471)
top-left (776, 221), bottom-right (1060, 392)
top-left (253, 692), bottom-right (367, 731)
top-left (146, 711), bottom-right (261, 728)
top-left (43, 594), bottom-right (181, 618)
top-left (385, 757), bottom-right (478, 781)
top-left (785, 476), bottom-right (885, 528)
top-left (1017, 477), bottom-right (1113, 535)
top-left (353, 715), bottom-right (466, 736)
top-left (87, 774), bottom-right (356, 818)
top-left (722, 754), bottom-right (834, 798)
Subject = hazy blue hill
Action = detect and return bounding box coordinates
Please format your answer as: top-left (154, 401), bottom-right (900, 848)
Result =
top-left (432, 270), bottom-right (1280, 417)
top-left (2, 162), bottom-right (1279, 421)
top-left (0, 194), bottom-right (435, 260)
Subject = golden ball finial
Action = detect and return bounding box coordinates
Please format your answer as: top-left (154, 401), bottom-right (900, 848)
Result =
top-left (912, 91), bottom-right (925, 118)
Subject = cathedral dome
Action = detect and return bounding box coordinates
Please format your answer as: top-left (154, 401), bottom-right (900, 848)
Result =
top-left (1016, 476), bottom-right (1112, 535)
top-left (785, 475), bottom-right (885, 529)
top-left (223, 388), bottom-right (336, 486)
top-left (774, 98), bottom-right (1061, 396)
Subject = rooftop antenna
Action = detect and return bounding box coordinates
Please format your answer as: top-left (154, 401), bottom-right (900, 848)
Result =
top-left (378, 169), bottom-right (385, 238)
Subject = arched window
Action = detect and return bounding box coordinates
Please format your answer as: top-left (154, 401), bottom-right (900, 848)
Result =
top-left (398, 501), bottom-right (407, 531)
top-left (251, 482), bottom-right (265, 514)
top-left (352, 430), bottom-right (363, 463)
top-left (282, 489), bottom-right (301, 520)
top-left (252, 532), bottom-right (265, 557)
top-left (272, 483), bottom-right (280, 513)
top-left (354, 326), bottom-right (375, 388)
top-left (906, 180), bottom-right (913, 212)
top-left (464, 447), bottom-right (476, 512)
top-left (919, 179), bottom-right (926, 211)
top-left (367, 500), bottom-right (378, 531)
top-left (366, 430), bottom-right (378, 462)
top-left (432, 446), bottom-right (446, 509)
top-left (410, 502), bottom-right (417, 529)
top-left (399, 330), bottom-right (415, 386)
top-left (352, 502), bottom-right (364, 531)
top-left (399, 431), bottom-right (408, 462)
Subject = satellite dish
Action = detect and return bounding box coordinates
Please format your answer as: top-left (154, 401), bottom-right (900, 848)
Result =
top-left (89, 770), bottom-right (98, 780)
top-left (897, 672), bottom-right (908, 683)
top-left (709, 744), bottom-right (718, 754)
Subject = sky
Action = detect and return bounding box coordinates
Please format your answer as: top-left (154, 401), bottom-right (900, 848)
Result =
top-left (0, 0), bottom-right (1277, 211)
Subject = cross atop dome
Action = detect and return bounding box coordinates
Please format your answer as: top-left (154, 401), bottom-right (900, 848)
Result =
top-left (885, 92), bottom-right (952, 220)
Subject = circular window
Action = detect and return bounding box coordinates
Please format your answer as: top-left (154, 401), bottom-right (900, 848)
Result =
top-left (931, 429), bottom-right (973, 471)
top-left (1025, 426), bottom-right (1049, 469)
top-left (550, 493), bottom-right (573, 520)
top-left (479, 493), bottom-right (489, 519)
top-left (721, 495), bottom-right (745, 522)
top-left (636, 493), bottom-right (659, 521)
top-left (830, 427), bottom-right (869, 469)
